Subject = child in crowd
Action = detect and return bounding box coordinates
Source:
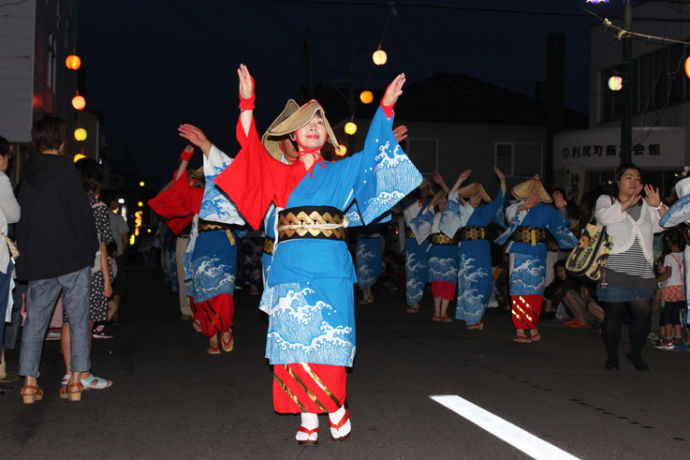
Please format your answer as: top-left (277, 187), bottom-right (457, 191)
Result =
top-left (655, 229), bottom-right (686, 350)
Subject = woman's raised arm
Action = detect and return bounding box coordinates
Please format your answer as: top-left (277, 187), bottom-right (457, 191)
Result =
top-left (238, 64), bottom-right (255, 137)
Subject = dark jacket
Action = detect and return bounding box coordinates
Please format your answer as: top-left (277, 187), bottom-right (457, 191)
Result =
top-left (16, 153), bottom-right (98, 280)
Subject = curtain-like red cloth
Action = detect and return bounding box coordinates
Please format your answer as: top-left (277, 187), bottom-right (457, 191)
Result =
top-left (511, 294), bottom-right (543, 330)
top-left (273, 363), bottom-right (346, 414)
top-left (190, 293), bottom-right (234, 338)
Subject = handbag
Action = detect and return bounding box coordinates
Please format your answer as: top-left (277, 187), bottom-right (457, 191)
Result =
top-left (1, 232), bottom-right (18, 259)
top-left (565, 223), bottom-right (614, 280)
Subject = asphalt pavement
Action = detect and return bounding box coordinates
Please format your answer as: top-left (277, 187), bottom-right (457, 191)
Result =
top-left (1, 267), bottom-right (689, 459)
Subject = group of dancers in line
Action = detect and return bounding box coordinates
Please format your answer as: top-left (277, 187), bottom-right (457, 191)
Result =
top-left (145, 63), bottom-right (587, 446)
top-left (386, 166), bottom-right (576, 343)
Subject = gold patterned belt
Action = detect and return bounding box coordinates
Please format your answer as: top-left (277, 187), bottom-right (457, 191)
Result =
top-left (198, 219), bottom-right (236, 233)
top-left (277, 206), bottom-right (347, 243)
top-left (458, 226), bottom-right (487, 241)
top-left (405, 228), bottom-right (416, 239)
top-left (264, 237), bottom-right (274, 255)
top-left (510, 226), bottom-right (546, 246)
top-left (430, 233), bottom-right (459, 245)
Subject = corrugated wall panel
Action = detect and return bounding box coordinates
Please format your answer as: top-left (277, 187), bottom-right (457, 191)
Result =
top-left (0, 1), bottom-right (35, 142)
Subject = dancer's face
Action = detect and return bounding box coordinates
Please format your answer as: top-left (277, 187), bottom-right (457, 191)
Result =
top-left (469, 193), bottom-right (482, 208)
top-left (294, 114), bottom-right (327, 151)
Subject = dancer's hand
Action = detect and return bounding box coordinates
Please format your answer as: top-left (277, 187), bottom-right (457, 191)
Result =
top-left (382, 73), bottom-right (406, 106)
top-left (178, 124), bottom-right (212, 155)
top-left (393, 125), bottom-right (408, 142)
top-left (238, 64), bottom-right (254, 100)
top-left (553, 191), bottom-right (566, 209)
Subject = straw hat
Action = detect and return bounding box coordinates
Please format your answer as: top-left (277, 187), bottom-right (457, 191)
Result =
top-left (190, 166), bottom-right (204, 180)
top-left (511, 175), bottom-right (552, 203)
top-left (263, 99), bottom-right (338, 161)
top-left (261, 99), bottom-right (300, 161)
top-left (458, 182), bottom-right (491, 203)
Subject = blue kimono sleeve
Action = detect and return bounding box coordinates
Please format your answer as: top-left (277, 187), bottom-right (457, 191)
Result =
top-left (343, 106), bottom-right (423, 225)
top-left (440, 192), bottom-right (463, 237)
top-left (660, 194), bottom-right (690, 228)
top-left (546, 206), bottom-right (578, 249)
top-left (200, 145), bottom-right (246, 225)
top-left (484, 190), bottom-right (506, 228)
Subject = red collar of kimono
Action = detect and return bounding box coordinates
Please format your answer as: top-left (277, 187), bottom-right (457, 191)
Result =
top-left (294, 130), bottom-right (326, 177)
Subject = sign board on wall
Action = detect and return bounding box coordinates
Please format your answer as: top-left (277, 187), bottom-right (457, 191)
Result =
top-left (553, 127), bottom-right (685, 170)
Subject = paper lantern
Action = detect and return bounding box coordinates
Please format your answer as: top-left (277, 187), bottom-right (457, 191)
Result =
top-left (685, 57), bottom-right (690, 79)
top-left (139, 181), bottom-right (146, 187)
top-left (74, 128), bottom-right (87, 141)
top-left (344, 122), bottom-right (357, 135)
top-left (608, 75), bottom-right (622, 91)
top-left (72, 95), bottom-right (86, 110)
top-left (65, 54), bottom-right (81, 70)
top-left (335, 144), bottom-right (347, 156)
top-left (73, 153), bottom-right (86, 163)
top-left (372, 49), bottom-right (387, 66)
top-left (360, 90), bottom-right (374, 104)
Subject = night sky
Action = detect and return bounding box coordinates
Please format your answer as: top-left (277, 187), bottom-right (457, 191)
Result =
top-left (77, 0), bottom-right (622, 191)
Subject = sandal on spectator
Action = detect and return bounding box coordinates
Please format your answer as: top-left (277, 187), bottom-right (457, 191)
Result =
top-left (431, 315), bottom-right (441, 322)
top-left (59, 382), bottom-right (84, 402)
top-left (81, 373), bottom-right (112, 390)
top-left (21, 384), bottom-right (43, 404)
top-left (440, 315), bottom-right (452, 323)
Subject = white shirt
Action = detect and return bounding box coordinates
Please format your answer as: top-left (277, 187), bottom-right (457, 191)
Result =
top-left (664, 252), bottom-right (684, 287)
top-left (594, 194), bottom-right (662, 266)
top-left (0, 171), bottom-right (19, 273)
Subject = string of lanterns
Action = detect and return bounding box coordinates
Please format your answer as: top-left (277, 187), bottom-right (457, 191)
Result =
top-left (336, 6), bottom-right (397, 156)
top-left (65, 53), bottom-right (89, 150)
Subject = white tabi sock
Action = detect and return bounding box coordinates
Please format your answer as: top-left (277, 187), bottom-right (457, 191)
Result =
top-left (296, 412), bottom-right (319, 442)
top-left (328, 405), bottom-right (351, 440)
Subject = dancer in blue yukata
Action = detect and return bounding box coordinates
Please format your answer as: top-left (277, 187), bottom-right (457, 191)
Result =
top-left (495, 176), bottom-right (577, 343)
top-left (213, 65), bottom-right (422, 446)
top-left (440, 167), bottom-right (506, 329)
top-left (177, 125), bottom-right (246, 355)
top-left (402, 179), bottom-right (434, 313)
top-left (356, 223), bottom-right (385, 304)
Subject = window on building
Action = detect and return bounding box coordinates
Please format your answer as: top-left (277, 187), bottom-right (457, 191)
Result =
top-left (402, 138), bottom-right (438, 174)
top-left (495, 142), bottom-right (543, 178)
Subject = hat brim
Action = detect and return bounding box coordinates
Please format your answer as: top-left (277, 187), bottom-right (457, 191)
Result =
top-left (459, 183), bottom-right (491, 203)
top-left (262, 99), bottom-right (300, 161)
top-left (267, 100), bottom-right (339, 155)
top-left (512, 176), bottom-right (552, 203)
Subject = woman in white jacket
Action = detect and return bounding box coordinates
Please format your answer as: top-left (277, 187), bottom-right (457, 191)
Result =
top-left (0, 137), bottom-right (20, 355)
top-left (595, 163), bottom-right (665, 371)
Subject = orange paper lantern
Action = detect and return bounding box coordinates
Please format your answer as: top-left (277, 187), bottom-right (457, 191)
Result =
top-left (360, 90), bottom-right (374, 104)
top-left (72, 95), bottom-right (86, 110)
top-left (65, 54), bottom-right (81, 70)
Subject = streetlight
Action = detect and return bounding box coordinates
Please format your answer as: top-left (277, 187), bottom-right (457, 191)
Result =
top-left (139, 180), bottom-right (145, 187)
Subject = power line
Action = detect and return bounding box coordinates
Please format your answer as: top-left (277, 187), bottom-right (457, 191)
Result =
top-left (255, 0), bottom-right (690, 23)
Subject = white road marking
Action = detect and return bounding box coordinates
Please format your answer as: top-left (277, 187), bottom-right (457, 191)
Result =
top-left (430, 394), bottom-right (580, 460)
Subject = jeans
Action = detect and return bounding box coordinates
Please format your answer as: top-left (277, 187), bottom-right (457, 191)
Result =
top-left (19, 266), bottom-right (91, 377)
top-left (0, 260), bottom-right (14, 349)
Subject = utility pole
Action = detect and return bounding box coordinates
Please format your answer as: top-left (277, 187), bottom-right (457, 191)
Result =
top-left (305, 30), bottom-right (314, 100)
top-left (621, 0), bottom-right (632, 164)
